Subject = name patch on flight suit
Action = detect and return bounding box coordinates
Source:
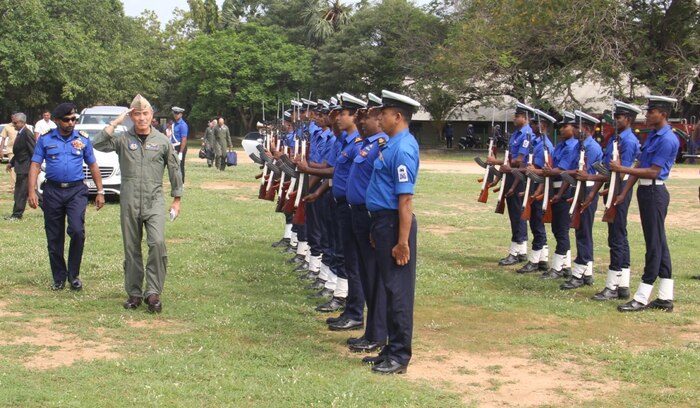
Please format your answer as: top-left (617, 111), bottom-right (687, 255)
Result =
top-left (397, 165), bottom-right (409, 182)
top-left (129, 141), bottom-right (138, 151)
top-left (145, 143), bottom-right (159, 151)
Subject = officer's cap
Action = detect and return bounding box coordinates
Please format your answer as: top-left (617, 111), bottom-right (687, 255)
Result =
top-left (614, 100), bottom-right (642, 118)
top-left (559, 111), bottom-right (576, 125)
top-left (290, 100), bottom-right (303, 108)
top-left (379, 90), bottom-right (421, 113)
top-left (574, 110), bottom-right (600, 126)
top-left (283, 109), bottom-right (292, 120)
top-left (171, 106), bottom-right (185, 113)
top-left (645, 95), bottom-right (677, 113)
top-left (52, 102), bottom-right (77, 118)
top-left (514, 102), bottom-right (535, 117)
top-left (301, 98), bottom-right (317, 107)
top-left (132, 94), bottom-right (153, 112)
top-left (533, 109), bottom-right (557, 125)
top-left (339, 93), bottom-right (367, 111)
top-left (367, 92), bottom-right (382, 108)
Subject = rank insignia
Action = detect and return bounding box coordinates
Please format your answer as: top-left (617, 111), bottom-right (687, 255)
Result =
top-left (129, 142), bottom-right (138, 151)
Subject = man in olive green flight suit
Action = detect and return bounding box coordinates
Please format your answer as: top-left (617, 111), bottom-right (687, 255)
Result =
top-left (214, 116), bottom-right (232, 171)
top-left (92, 94), bottom-right (183, 313)
top-left (204, 119), bottom-right (216, 167)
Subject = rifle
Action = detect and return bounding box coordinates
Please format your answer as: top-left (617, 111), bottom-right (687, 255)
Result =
top-left (568, 129), bottom-right (586, 229)
top-left (520, 129), bottom-right (535, 221)
top-left (282, 105), bottom-right (302, 214)
top-left (494, 144), bottom-right (510, 214)
top-left (291, 134), bottom-right (308, 225)
top-left (541, 143), bottom-right (553, 223)
top-left (602, 115), bottom-right (621, 223)
top-left (257, 123), bottom-right (271, 200)
top-left (477, 131), bottom-right (498, 203)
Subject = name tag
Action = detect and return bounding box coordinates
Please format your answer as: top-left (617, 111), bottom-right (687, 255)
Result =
top-left (145, 143), bottom-right (159, 151)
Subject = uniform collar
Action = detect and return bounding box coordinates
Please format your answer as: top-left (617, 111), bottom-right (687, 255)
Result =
top-left (387, 128), bottom-right (411, 147)
top-left (345, 130), bottom-right (359, 144)
top-left (367, 132), bottom-right (387, 144)
top-left (651, 124), bottom-right (672, 137)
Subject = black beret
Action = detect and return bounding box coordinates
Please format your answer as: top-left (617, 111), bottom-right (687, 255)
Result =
top-left (52, 103), bottom-right (77, 118)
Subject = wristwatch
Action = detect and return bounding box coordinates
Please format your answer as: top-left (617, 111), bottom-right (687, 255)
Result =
top-left (96, 190), bottom-right (105, 195)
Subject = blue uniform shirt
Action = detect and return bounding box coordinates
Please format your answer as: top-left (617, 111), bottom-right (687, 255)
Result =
top-left (603, 128), bottom-right (640, 168)
top-left (365, 128), bottom-right (420, 211)
top-left (347, 132), bottom-right (388, 205)
top-left (32, 128), bottom-right (97, 182)
top-left (582, 135), bottom-right (603, 174)
top-left (638, 124), bottom-right (679, 180)
top-left (331, 130), bottom-right (362, 198)
top-left (510, 124), bottom-right (532, 160)
top-left (285, 131), bottom-right (295, 150)
top-left (309, 128), bottom-right (327, 163)
top-left (172, 118), bottom-right (188, 146)
top-left (323, 131), bottom-right (344, 164)
top-left (533, 135), bottom-right (554, 168)
top-left (552, 137), bottom-right (579, 172)
top-left (517, 127), bottom-right (537, 164)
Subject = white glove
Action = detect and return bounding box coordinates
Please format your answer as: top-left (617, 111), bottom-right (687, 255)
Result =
top-left (178, 152), bottom-right (183, 161)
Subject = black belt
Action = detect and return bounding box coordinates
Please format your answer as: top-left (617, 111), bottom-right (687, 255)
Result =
top-left (350, 203), bottom-right (367, 211)
top-left (46, 179), bottom-right (84, 189)
top-left (334, 196), bottom-right (347, 205)
top-left (369, 210), bottom-right (398, 219)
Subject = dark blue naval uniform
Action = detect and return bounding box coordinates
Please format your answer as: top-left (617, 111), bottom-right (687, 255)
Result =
top-left (551, 137), bottom-right (579, 257)
top-left (365, 128), bottom-right (419, 366)
top-left (318, 131), bottom-right (340, 275)
top-left (603, 128), bottom-right (640, 272)
top-left (32, 128), bottom-right (97, 285)
top-left (637, 124), bottom-right (678, 284)
top-left (505, 124), bottom-right (530, 245)
top-left (347, 131), bottom-right (389, 343)
top-left (573, 135), bottom-right (603, 268)
top-left (330, 130), bottom-right (363, 312)
top-left (305, 126), bottom-right (329, 264)
top-left (527, 134), bottom-right (554, 252)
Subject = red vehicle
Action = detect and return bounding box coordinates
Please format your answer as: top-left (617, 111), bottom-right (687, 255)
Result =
top-left (596, 118), bottom-right (695, 163)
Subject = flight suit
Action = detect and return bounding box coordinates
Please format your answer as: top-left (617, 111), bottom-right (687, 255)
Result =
top-left (204, 127), bottom-right (215, 167)
top-left (213, 125), bottom-right (232, 170)
top-left (93, 126), bottom-right (183, 298)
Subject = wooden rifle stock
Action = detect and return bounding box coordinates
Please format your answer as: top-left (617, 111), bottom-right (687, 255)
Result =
top-left (494, 147), bottom-right (509, 214)
top-left (478, 138), bottom-right (496, 203)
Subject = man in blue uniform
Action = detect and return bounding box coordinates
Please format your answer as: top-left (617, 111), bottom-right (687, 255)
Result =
top-left (171, 106), bottom-right (188, 182)
top-left (518, 109), bottom-right (555, 273)
top-left (489, 102), bottom-right (533, 266)
top-left (583, 101), bottom-right (641, 301)
top-left (27, 103), bottom-right (105, 290)
top-left (560, 111), bottom-right (603, 290)
top-left (540, 112), bottom-right (578, 279)
top-left (613, 95), bottom-right (679, 312)
top-left (346, 92), bottom-right (389, 353)
top-left (364, 90), bottom-right (420, 375)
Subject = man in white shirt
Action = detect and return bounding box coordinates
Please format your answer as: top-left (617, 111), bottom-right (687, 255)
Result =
top-left (34, 110), bottom-right (57, 138)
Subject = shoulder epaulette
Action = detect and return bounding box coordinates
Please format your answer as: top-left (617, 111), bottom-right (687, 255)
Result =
top-left (355, 137), bottom-right (362, 143)
top-left (41, 128), bottom-right (52, 136)
top-left (79, 130), bottom-right (89, 139)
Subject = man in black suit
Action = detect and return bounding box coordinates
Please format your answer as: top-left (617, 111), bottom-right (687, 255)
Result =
top-left (6, 113), bottom-right (35, 220)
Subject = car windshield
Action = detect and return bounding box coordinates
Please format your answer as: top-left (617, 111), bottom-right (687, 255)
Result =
top-left (79, 129), bottom-right (102, 141)
top-left (80, 114), bottom-right (133, 128)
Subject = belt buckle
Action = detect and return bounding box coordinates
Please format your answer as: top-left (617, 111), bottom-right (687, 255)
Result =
top-left (60, 182), bottom-right (69, 188)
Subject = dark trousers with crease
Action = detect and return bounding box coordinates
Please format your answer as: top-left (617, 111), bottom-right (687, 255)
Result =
top-left (574, 186), bottom-right (597, 265)
top-left (504, 175), bottom-right (527, 243)
top-left (337, 201), bottom-right (363, 319)
top-left (607, 181), bottom-right (632, 271)
top-left (638, 185), bottom-right (672, 284)
top-left (42, 183), bottom-right (88, 284)
top-left (11, 173), bottom-right (29, 218)
top-left (371, 211), bottom-right (417, 366)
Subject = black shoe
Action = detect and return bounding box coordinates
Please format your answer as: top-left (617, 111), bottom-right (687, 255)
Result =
top-left (498, 254), bottom-right (521, 266)
top-left (316, 297), bottom-right (345, 312)
top-left (591, 287), bottom-right (618, 301)
top-left (328, 316), bottom-right (363, 331)
top-left (271, 238), bottom-right (290, 248)
top-left (516, 261), bottom-right (539, 274)
top-left (309, 288), bottom-right (334, 299)
top-left (560, 275), bottom-right (593, 290)
top-left (283, 245), bottom-right (297, 254)
top-left (538, 261), bottom-right (549, 271)
top-left (305, 278), bottom-right (326, 290)
top-left (372, 358), bottom-right (407, 375)
top-left (541, 268), bottom-right (565, 280)
top-left (618, 299), bottom-right (648, 312)
top-left (347, 335), bottom-right (366, 345)
top-left (145, 294), bottom-right (162, 313)
top-left (349, 339), bottom-right (384, 353)
top-left (50, 281), bottom-right (65, 291)
top-left (362, 354), bottom-right (385, 365)
top-left (287, 254), bottom-right (305, 264)
top-left (692, 275), bottom-right (700, 280)
top-left (617, 287), bottom-right (630, 299)
top-left (647, 298), bottom-right (674, 312)
top-left (298, 271), bottom-right (318, 281)
top-left (123, 296), bottom-right (143, 309)
top-left (4, 215), bottom-right (21, 221)
top-left (326, 314), bottom-right (344, 324)
top-left (517, 254), bottom-right (527, 262)
top-left (294, 262), bottom-right (309, 273)
top-left (70, 278), bottom-right (82, 291)
top-left (561, 267), bottom-right (572, 278)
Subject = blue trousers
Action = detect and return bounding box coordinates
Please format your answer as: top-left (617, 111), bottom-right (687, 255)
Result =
top-left (607, 181), bottom-right (632, 271)
top-left (336, 200), bottom-right (363, 319)
top-left (551, 187), bottom-right (572, 255)
top-left (352, 205), bottom-right (387, 343)
top-left (504, 174), bottom-right (527, 243)
top-left (371, 210), bottom-right (417, 366)
top-left (638, 185), bottom-right (672, 284)
top-left (574, 186), bottom-right (597, 265)
top-left (528, 184), bottom-right (547, 251)
top-left (42, 183), bottom-right (89, 284)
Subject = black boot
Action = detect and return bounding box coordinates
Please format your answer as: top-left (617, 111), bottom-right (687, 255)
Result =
top-left (537, 261), bottom-right (549, 271)
top-left (591, 287), bottom-right (618, 301)
top-left (271, 238), bottom-right (290, 248)
top-left (617, 300), bottom-right (648, 312)
top-left (617, 287), bottom-right (630, 300)
top-left (541, 268), bottom-right (565, 280)
top-left (516, 261), bottom-right (539, 274)
top-left (560, 275), bottom-right (593, 290)
top-left (499, 254), bottom-right (523, 266)
top-left (647, 298), bottom-right (674, 312)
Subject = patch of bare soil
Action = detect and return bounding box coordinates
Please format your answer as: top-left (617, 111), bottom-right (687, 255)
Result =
top-left (422, 160), bottom-right (483, 175)
top-left (407, 350), bottom-right (620, 407)
top-left (126, 318), bottom-right (183, 334)
top-left (0, 301), bottom-right (22, 317)
top-left (0, 318), bottom-right (120, 370)
top-left (200, 180), bottom-right (258, 190)
top-left (424, 225), bottom-right (461, 236)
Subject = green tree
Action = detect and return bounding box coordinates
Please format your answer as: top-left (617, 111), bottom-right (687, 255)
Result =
top-left (299, 0), bottom-right (353, 47)
top-left (175, 23), bottom-right (312, 131)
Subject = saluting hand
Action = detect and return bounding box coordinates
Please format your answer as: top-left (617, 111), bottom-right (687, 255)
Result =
top-left (392, 242), bottom-right (410, 266)
top-left (113, 109), bottom-right (133, 127)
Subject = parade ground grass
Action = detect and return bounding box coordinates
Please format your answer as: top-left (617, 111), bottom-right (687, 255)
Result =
top-left (1, 147), bottom-right (700, 407)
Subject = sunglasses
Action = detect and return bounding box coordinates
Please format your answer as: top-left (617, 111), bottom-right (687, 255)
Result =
top-left (59, 117), bottom-right (78, 123)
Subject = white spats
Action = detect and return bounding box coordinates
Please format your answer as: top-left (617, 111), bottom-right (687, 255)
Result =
top-left (551, 253), bottom-right (564, 271)
top-left (658, 279), bottom-right (674, 301)
top-left (571, 262), bottom-right (586, 279)
top-left (284, 224), bottom-right (293, 239)
top-left (528, 249), bottom-right (541, 264)
top-left (308, 253), bottom-right (321, 273)
top-left (605, 270), bottom-right (619, 291)
top-left (323, 264), bottom-right (337, 291)
top-left (584, 261), bottom-right (594, 277)
top-left (540, 245), bottom-right (549, 262)
top-left (515, 242), bottom-right (527, 256)
top-left (619, 268), bottom-right (631, 288)
top-left (334, 278), bottom-right (348, 298)
top-left (633, 282), bottom-right (654, 305)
